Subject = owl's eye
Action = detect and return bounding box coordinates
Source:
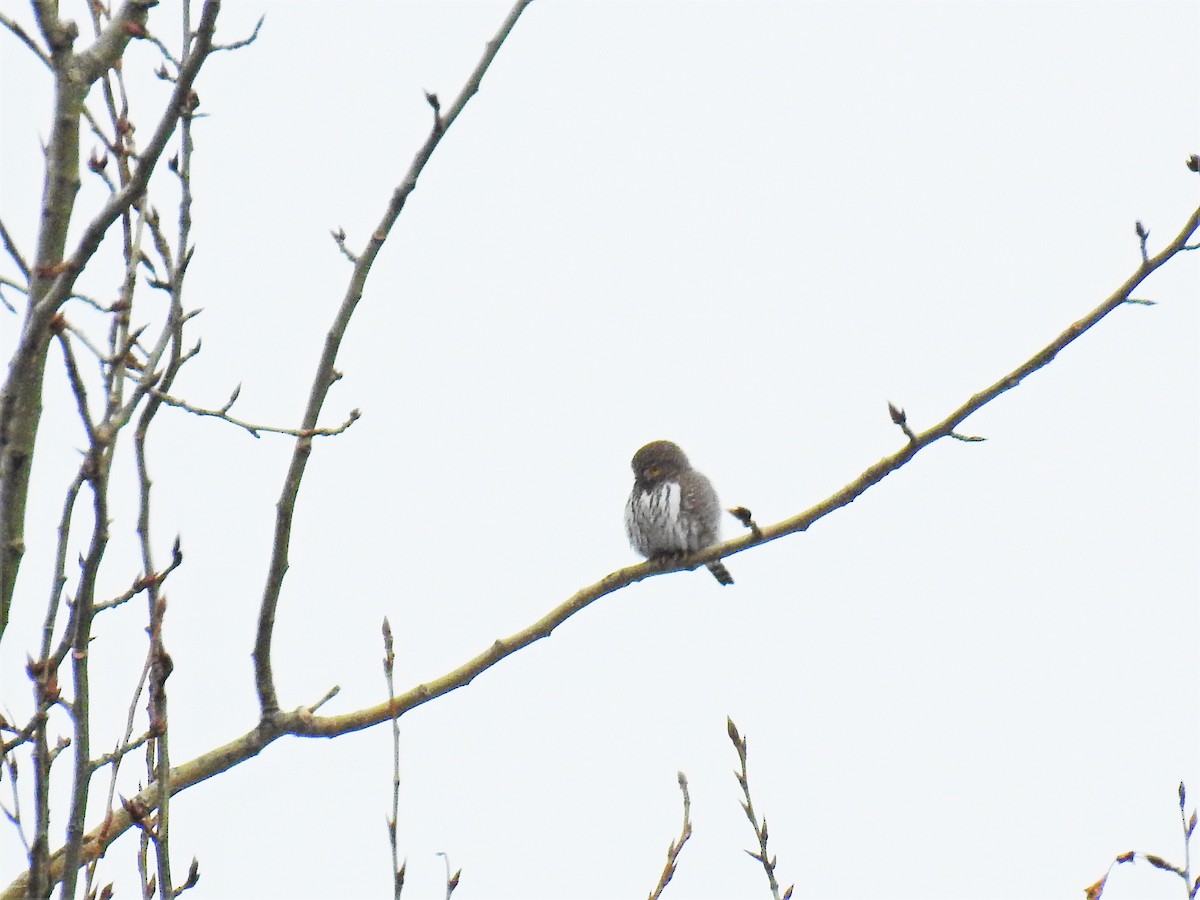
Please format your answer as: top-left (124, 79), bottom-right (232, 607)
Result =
top-left (647, 466), bottom-right (660, 478)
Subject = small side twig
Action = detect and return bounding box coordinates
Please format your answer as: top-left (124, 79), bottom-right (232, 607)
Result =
top-left (94, 541), bottom-right (184, 613)
top-left (728, 718), bottom-right (793, 900)
top-left (306, 686), bottom-right (340, 715)
top-left (211, 14), bottom-right (263, 53)
top-left (891, 401), bottom-right (983, 443)
top-left (152, 387), bottom-right (360, 439)
top-left (424, 90), bottom-right (443, 134)
top-left (647, 771), bottom-right (692, 900)
top-left (330, 227), bottom-right (358, 264)
top-left (1135, 220), bottom-right (1150, 263)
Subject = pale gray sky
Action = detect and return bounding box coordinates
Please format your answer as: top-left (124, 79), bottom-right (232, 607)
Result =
top-left (1, 2), bottom-right (1197, 898)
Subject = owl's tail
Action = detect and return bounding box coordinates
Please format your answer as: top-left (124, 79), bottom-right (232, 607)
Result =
top-left (707, 560), bottom-right (734, 586)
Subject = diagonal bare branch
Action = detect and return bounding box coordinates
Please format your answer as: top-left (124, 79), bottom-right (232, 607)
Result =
top-left (251, 0), bottom-right (536, 717)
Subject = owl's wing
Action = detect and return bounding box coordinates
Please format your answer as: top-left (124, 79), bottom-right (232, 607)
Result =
top-left (677, 470), bottom-right (719, 516)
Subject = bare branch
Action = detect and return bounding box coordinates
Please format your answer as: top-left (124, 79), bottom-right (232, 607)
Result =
top-left (251, 0), bottom-right (536, 718)
top-left (4, 16), bottom-right (1195, 900)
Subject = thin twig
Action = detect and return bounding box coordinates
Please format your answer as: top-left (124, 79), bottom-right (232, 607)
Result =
top-left (307, 686), bottom-right (340, 715)
top-left (330, 227), bottom-right (358, 264)
top-left (0, 215), bottom-right (30, 279)
top-left (0, 750), bottom-right (31, 857)
top-left (153, 388), bottom-right (361, 439)
top-left (54, 329), bottom-right (97, 446)
top-left (212, 14), bottom-right (263, 53)
top-left (727, 718), bottom-right (793, 900)
top-left (0, 9), bottom-right (48, 64)
top-left (648, 772), bottom-right (693, 900)
top-left (383, 618), bottom-right (404, 900)
top-left (91, 728), bottom-right (154, 773)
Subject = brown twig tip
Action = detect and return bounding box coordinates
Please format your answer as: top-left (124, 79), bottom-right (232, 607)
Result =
top-left (888, 401), bottom-right (917, 441)
top-left (1135, 220), bottom-right (1150, 262)
top-left (726, 504), bottom-right (763, 543)
top-left (726, 715), bottom-right (740, 747)
top-left (425, 90), bottom-right (444, 133)
top-left (331, 227), bottom-right (358, 263)
top-left (180, 857), bottom-right (201, 892)
top-left (121, 796), bottom-right (149, 824)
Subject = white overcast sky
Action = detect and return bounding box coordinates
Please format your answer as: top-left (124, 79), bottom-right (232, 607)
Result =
top-left (1, 2), bottom-right (1198, 898)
